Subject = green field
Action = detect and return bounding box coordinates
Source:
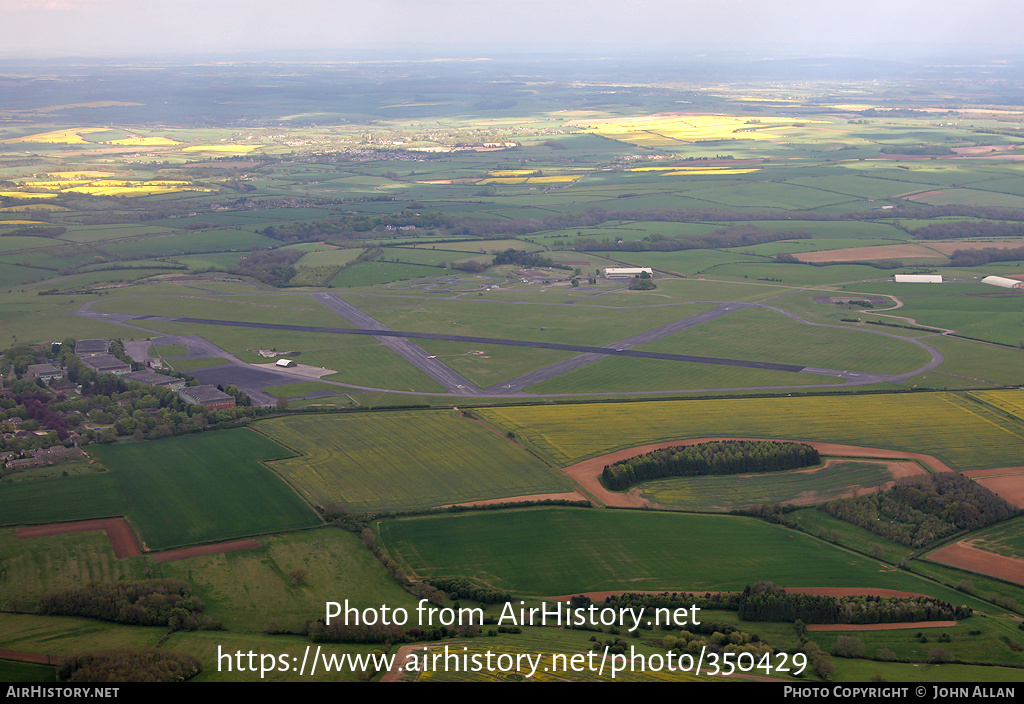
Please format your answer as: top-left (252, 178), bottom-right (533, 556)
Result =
top-left (150, 528), bottom-right (419, 632)
top-left (257, 411), bottom-right (572, 511)
top-left (0, 528), bottom-right (148, 610)
top-left (0, 614), bottom-right (380, 683)
top-left (526, 355), bottom-right (841, 394)
top-left (378, 507), bottom-right (957, 596)
top-left (787, 508), bottom-right (914, 565)
top-left (0, 472), bottom-right (128, 527)
top-left (867, 291), bottom-right (1024, 346)
top-left (636, 307), bottom-right (932, 374)
top-left (87, 429), bottom-right (321, 549)
top-left (637, 460), bottom-right (896, 512)
top-left (330, 261), bottom-right (444, 287)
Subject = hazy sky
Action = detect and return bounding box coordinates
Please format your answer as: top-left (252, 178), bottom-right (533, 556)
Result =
top-left (3, 0), bottom-right (1023, 59)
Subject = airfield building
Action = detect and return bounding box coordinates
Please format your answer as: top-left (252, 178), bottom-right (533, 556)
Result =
top-left (981, 275), bottom-right (1024, 290)
top-left (605, 267), bottom-right (653, 279)
top-left (894, 274), bottom-right (943, 284)
top-left (80, 355), bottom-right (131, 376)
top-left (177, 385), bottom-right (236, 411)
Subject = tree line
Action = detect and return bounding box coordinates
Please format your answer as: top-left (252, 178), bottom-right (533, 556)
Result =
top-left (601, 440), bottom-right (820, 491)
top-left (59, 648), bottom-right (202, 683)
top-left (913, 220), bottom-right (1024, 240)
top-left (603, 582), bottom-right (971, 625)
top-left (36, 579), bottom-right (217, 631)
top-left (427, 577), bottom-right (511, 604)
top-left (735, 583), bottom-right (971, 624)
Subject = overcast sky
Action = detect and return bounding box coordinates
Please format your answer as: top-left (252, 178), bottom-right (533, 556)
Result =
top-left (3, 0), bottom-right (1022, 60)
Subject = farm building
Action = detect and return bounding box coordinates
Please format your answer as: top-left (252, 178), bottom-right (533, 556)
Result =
top-left (178, 385), bottom-right (236, 411)
top-left (605, 267), bottom-right (653, 279)
top-left (80, 355), bottom-right (131, 376)
top-left (981, 275), bottom-right (1024, 290)
top-left (276, 359), bottom-right (297, 368)
top-left (894, 274), bottom-right (943, 284)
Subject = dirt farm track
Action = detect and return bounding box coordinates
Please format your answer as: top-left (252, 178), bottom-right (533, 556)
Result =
top-left (561, 438), bottom-right (949, 508)
top-left (16, 518), bottom-right (140, 559)
top-left (15, 518), bottom-right (263, 563)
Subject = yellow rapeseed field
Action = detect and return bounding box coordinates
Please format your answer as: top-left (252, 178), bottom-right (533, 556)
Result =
top-left (477, 393), bottom-right (1024, 470)
top-left (0, 192), bottom-right (57, 199)
top-left (4, 177), bottom-right (208, 198)
top-left (0, 128), bottom-right (106, 144)
top-left (63, 184), bottom-right (212, 196)
top-left (478, 177), bottom-right (529, 185)
top-left (0, 204), bottom-right (70, 212)
top-left (629, 166), bottom-right (760, 175)
top-left (662, 168), bottom-right (760, 175)
top-left (968, 390), bottom-right (1024, 422)
top-left (526, 175), bottom-right (581, 183)
top-left (581, 115), bottom-right (827, 147)
top-left (181, 144), bottom-right (258, 153)
top-left (479, 175), bottom-right (581, 185)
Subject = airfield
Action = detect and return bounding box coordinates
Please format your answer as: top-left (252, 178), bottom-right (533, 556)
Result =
top-left (2, 57), bottom-right (1024, 682)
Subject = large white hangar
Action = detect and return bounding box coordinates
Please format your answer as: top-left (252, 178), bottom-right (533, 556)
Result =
top-left (981, 275), bottom-right (1024, 290)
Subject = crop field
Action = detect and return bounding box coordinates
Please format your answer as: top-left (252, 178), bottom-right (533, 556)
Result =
top-left (378, 507), bottom-right (950, 596)
top-left (257, 411), bottom-right (572, 512)
top-left (150, 529), bottom-right (419, 632)
top-left (0, 528), bottom-right (148, 610)
top-left (0, 471), bottom-right (128, 527)
top-left (0, 128), bottom-right (107, 144)
top-left (0, 614), bottom-right (381, 683)
top-left (330, 261), bottom-right (444, 287)
top-left (477, 393), bottom-right (1024, 469)
top-left (88, 429), bottom-right (321, 550)
top-left (955, 517), bottom-right (1024, 561)
top-left (637, 460), bottom-right (897, 512)
top-left (968, 390), bottom-right (1024, 422)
